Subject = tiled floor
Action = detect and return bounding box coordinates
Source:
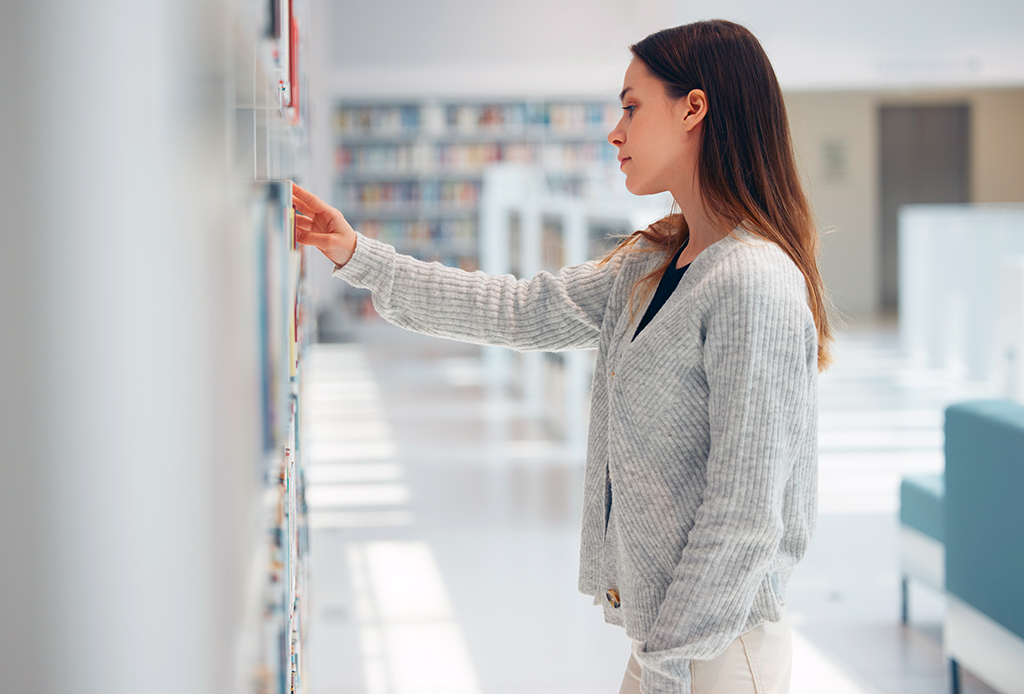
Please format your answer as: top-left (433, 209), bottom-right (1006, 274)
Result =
top-left (305, 320), bottom-right (1000, 694)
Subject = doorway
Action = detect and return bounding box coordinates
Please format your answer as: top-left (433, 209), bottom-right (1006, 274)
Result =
top-left (879, 104), bottom-right (970, 312)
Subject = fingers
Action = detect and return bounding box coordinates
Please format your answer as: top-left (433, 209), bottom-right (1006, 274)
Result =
top-left (294, 211), bottom-right (334, 241)
top-left (292, 194), bottom-right (317, 218)
top-left (291, 182), bottom-right (318, 204)
top-left (294, 211), bottom-right (314, 231)
top-left (291, 184), bottom-right (326, 216)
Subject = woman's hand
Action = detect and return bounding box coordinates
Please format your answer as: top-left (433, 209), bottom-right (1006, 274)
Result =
top-left (292, 183), bottom-right (358, 267)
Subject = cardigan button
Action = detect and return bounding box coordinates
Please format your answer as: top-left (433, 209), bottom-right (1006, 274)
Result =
top-left (610, 370), bottom-right (615, 378)
top-left (606, 589), bottom-right (620, 608)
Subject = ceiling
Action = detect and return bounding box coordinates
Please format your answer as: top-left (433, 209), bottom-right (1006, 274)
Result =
top-left (322, 0), bottom-right (1024, 96)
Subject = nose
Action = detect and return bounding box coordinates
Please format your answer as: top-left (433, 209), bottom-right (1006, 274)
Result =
top-left (608, 116), bottom-right (625, 147)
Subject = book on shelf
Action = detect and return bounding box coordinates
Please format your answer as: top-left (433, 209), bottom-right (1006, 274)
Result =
top-left (338, 180), bottom-right (480, 211)
top-left (334, 101), bottom-right (620, 137)
top-left (336, 141), bottom-right (617, 175)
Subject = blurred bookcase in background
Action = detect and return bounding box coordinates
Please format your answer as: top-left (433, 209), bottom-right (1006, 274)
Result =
top-left (332, 99), bottom-right (624, 270)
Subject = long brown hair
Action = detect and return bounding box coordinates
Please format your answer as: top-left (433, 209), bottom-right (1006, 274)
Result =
top-left (602, 20), bottom-right (833, 370)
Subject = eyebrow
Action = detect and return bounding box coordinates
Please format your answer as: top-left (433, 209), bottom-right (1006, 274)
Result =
top-left (619, 87), bottom-right (633, 102)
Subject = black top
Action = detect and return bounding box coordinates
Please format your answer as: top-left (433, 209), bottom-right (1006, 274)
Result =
top-left (632, 241), bottom-right (691, 341)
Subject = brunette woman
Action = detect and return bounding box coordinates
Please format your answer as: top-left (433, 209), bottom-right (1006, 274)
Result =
top-left (294, 19), bottom-right (830, 694)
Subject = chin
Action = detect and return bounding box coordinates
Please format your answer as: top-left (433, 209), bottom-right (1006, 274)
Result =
top-left (624, 178), bottom-right (660, 197)
top-left (624, 176), bottom-right (646, 196)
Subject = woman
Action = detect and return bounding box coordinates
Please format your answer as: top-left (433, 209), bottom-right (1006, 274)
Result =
top-left (294, 19), bottom-right (830, 694)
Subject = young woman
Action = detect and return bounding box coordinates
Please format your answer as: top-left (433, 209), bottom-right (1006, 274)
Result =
top-left (294, 19), bottom-right (830, 694)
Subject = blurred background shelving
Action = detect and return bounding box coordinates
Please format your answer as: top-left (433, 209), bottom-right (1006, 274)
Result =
top-left (331, 99), bottom-right (623, 269)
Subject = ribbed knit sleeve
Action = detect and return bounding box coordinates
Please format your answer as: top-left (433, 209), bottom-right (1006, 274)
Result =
top-left (333, 233), bottom-right (622, 351)
top-left (635, 246), bottom-right (818, 694)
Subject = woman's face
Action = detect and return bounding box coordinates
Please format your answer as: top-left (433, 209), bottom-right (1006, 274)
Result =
top-left (608, 58), bottom-right (701, 198)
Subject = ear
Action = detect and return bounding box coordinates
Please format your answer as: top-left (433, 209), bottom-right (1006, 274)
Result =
top-left (680, 89), bottom-right (708, 133)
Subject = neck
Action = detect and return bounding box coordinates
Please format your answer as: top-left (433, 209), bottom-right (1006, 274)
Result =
top-left (674, 191), bottom-right (734, 267)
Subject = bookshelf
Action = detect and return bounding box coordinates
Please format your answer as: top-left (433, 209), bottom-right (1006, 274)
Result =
top-left (332, 99), bottom-right (624, 270)
top-left (247, 180), bottom-right (311, 694)
top-left (235, 4), bottom-right (313, 694)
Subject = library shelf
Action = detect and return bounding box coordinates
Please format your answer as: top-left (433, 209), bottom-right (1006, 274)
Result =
top-left (333, 97), bottom-right (624, 270)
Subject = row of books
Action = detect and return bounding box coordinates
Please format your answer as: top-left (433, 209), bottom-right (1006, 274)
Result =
top-left (335, 101), bottom-right (621, 136)
top-left (359, 218), bottom-right (476, 246)
top-left (336, 141), bottom-right (619, 174)
top-left (337, 180), bottom-right (481, 209)
top-left (254, 181), bottom-right (310, 694)
top-left (335, 104), bottom-right (420, 133)
top-left (340, 175), bottom-right (604, 203)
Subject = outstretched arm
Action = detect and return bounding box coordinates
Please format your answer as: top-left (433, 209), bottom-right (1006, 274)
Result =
top-left (293, 184), bottom-right (621, 352)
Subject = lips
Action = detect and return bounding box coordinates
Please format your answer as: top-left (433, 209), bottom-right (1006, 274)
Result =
top-left (619, 156), bottom-right (631, 167)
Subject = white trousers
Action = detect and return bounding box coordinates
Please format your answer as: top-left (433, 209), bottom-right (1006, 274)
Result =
top-left (618, 610), bottom-right (792, 694)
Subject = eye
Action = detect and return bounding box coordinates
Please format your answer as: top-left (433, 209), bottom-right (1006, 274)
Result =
top-left (623, 105), bottom-right (636, 118)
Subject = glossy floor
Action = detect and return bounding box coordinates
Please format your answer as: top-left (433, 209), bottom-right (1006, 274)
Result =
top-left (306, 320), bottom-right (999, 694)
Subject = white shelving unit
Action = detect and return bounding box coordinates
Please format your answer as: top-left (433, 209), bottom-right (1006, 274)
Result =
top-left (478, 165), bottom-right (672, 449)
top-left (246, 180), bottom-right (312, 694)
top-left (235, 6), bottom-right (315, 693)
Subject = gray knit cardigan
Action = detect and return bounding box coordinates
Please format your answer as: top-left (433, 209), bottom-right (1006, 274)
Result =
top-left (333, 227), bottom-right (819, 694)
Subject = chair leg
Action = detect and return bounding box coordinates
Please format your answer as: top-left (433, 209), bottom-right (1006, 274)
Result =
top-left (949, 658), bottom-right (960, 694)
top-left (901, 576), bottom-right (909, 625)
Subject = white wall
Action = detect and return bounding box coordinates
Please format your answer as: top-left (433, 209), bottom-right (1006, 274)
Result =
top-left (786, 92), bottom-right (880, 318)
top-left (0, 3), bottom-right (263, 692)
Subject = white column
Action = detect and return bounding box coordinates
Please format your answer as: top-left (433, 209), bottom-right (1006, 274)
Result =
top-left (563, 204), bottom-right (591, 451)
top-left (480, 168), bottom-right (513, 389)
top-left (520, 198), bottom-right (545, 417)
top-left (1, 3), bottom-right (248, 693)
top-left (997, 257), bottom-right (1024, 401)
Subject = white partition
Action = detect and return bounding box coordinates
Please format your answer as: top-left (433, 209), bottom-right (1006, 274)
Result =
top-left (899, 205), bottom-right (1024, 383)
top-left (996, 258), bottom-right (1024, 402)
top-left (479, 164), bottom-right (670, 450)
